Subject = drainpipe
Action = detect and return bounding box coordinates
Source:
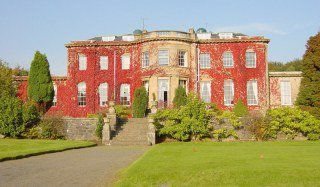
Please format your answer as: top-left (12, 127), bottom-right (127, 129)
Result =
top-left (196, 46), bottom-right (200, 94)
top-left (113, 50), bottom-right (116, 101)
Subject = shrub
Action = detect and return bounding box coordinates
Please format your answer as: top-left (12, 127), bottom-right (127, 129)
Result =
top-left (242, 114), bottom-right (268, 140)
top-left (233, 99), bottom-right (248, 117)
top-left (95, 114), bottom-right (104, 139)
top-left (22, 101), bottom-right (40, 129)
top-left (154, 93), bottom-right (217, 141)
top-left (0, 96), bottom-right (24, 137)
top-left (40, 116), bottom-right (65, 139)
top-left (266, 107), bottom-right (320, 140)
top-left (23, 126), bottom-right (41, 139)
top-left (217, 111), bottom-right (242, 129)
top-left (132, 87), bottom-right (148, 118)
top-left (172, 86), bottom-right (187, 108)
top-left (212, 128), bottom-right (238, 141)
top-left (115, 105), bottom-right (132, 120)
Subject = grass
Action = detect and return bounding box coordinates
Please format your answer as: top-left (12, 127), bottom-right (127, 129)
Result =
top-left (0, 139), bottom-right (96, 161)
top-left (116, 141), bottom-right (320, 186)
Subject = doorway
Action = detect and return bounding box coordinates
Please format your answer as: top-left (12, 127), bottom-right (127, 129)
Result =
top-left (158, 79), bottom-right (169, 108)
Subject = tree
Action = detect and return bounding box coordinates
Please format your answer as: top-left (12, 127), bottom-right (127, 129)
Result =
top-left (173, 86), bottom-right (187, 108)
top-left (269, 59), bottom-right (303, 72)
top-left (95, 114), bottom-right (104, 139)
top-left (132, 87), bottom-right (148, 118)
top-left (233, 99), bottom-right (248, 117)
top-left (0, 60), bottom-right (16, 98)
top-left (296, 32), bottom-right (320, 118)
top-left (27, 51), bottom-right (54, 112)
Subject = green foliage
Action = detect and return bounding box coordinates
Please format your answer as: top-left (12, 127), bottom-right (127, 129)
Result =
top-left (22, 126), bottom-right (42, 139)
top-left (233, 99), bottom-right (248, 117)
top-left (296, 32), bottom-right (320, 119)
top-left (266, 107), bottom-right (320, 140)
top-left (132, 87), bottom-right (148, 118)
top-left (172, 86), bottom-right (187, 108)
top-left (154, 93), bottom-right (217, 141)
top-left (268, 59), bottom-right (303, 72)
top-left (212, 128), bottom-right (238, 141)
top-left (115, 105), bottom-right (132, 120)
top-left (0, 61), bottom-right (16, 98)
top-left (217, 111), bottom-right (242, 129)
top-left (0, 97), bottom-right (24, 137)
top-left (22, 101), bottom-right (40, 129)
top-left (242, 114), bottom-right (269, 140)
top-left (27, 51), bottom-right (54, 112)
top-left (95, 114), bottom-right (104, 139)
top-left (40, 116), bottom-right (65, 139)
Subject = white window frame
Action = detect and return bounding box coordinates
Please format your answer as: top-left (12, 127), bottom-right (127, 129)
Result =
top-left (178, 51), bottom-right (187, 67)
top-left (121, 54), bottom-right (130, 70)
top-left (52, 84), bottom-right (57, 106)
top-left (77, 82), bottom-right (86, 107)
top-left (98, 83), bottom-right (108, 106)
top-left (199, 53), bottom-right (211, 69)
top-left (280, 81), bottom-right (292, 106)
top-left (142, 52), bottom-right (149, 68)
top-left (223, 51), bottom-right (234, 67)
top-left (246, 51), bottom-right (256, 68)
top-left (99, 56), bottom-right (108, 70)
top-left (78, 54), bottom-right (87, 70)
top-left (247, 80), bottom-right (258, 105)
top-left (143, 80), bottom-right (149, 93)
top-left (224, 80), bottom-right (234, 106)
top-left (158, 50), bottom-right (169, 66)
top-left (200, 81), bottom-right (211, 103)
top-left (120, 84), bottom-right (130, 105)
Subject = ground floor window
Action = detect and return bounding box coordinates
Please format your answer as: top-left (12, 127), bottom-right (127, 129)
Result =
top-left (143, 80), bottom-right (149, 93)
top-left (200, 81), bottom-right (211, 103)
top-left (247, 80), bottom-right (258, 105)
top-left (52, 84), bottom-right (57, 106)
top-left (280, 81), bottom-right (292, 105)
top-left (120, 84), bottom-right (130, 105)
top-left (158, 79), bottom-right (169, 108)
top-left (77, 82), bottom-right (86, 106)
top-left (99, 83), bottom-right (108, 106)
top-left (224, 79), bottom-right (234, 106)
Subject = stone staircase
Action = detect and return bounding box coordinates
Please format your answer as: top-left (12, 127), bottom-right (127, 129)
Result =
top-left (110, 118), bottom-right (149, 146)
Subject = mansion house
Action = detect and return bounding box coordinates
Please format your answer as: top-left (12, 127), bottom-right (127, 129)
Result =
top-left (16, 28), bottom-right (301, 117)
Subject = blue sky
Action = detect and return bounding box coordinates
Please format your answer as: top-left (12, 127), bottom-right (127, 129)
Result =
top-left (1, 0), bottom-right (319, 75)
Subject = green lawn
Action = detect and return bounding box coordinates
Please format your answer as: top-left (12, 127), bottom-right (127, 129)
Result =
top-left (0, 139), bottom-right (96, 161)
top-left (116, 141), bottom-right (320, 186)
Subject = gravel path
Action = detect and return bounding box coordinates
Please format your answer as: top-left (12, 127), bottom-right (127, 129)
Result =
top-left (0, 146), bottom-right (149, 187)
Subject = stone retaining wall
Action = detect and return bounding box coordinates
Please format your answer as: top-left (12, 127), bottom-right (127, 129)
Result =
top-left (63, 118), bottom-right (98, 141)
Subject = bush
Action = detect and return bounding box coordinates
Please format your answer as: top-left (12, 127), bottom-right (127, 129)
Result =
top-left (233, 99), bottom-right (248, 117)
top-left (22, 101), bottom-right (40, 129)
top-left (217, 111), bottom-right (242, 129)
top-left (23, 126), bottom-right (41, 139)
top-left (40, 116), bottom-right (65, 139)
top-left (95, 114), bottom-right (104, 139)
top-left (154, 93), bottom-right (217, 141)
top-left (0, 96), bottom-right (24, 137)
top-left (132, 87), bottom-right (148, 118)
top-left (212, 128), bottom-right (238, 141)
top-left (172, 86), bottom-right (187, 108)
top-left (115, 105), bottom-right (132, 120)
top-left (242, 114), bottom-right (268, 140)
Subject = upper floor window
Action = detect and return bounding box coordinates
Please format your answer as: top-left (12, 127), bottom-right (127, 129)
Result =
top-left (200, 81), bottom-right (211, 103)
top-left (158, 50), bottom-right (169, 66)
top-left (121, 54), bottom-right (130, 70)
top-left (199, 53), bottom-right (210, 69)
top-left (246, 51), bottom-right (256, 68)
top-left (224, 80), bottom-right (234, 106)
top-left (142, 52), bottom-right (149, 68)
top-left (223, 51), bottom-right (234, 67)
top-left (98, 83), bottom-right (108, 106)
top-left (77, 82), bottom-right (86, 106)
top-left (78, 54), bottom-right (87, 70)
top-left (100, 56), bottom-right (108, 70)
top-left (280, 81), bottom-right (292, 106)
top-left (52, 84), bottom-right (57, 106)
top-left (178, 51), bottom-right (187, 67)
top-left (120, 84), bottom-right (130, 105)
top-left (247, 80), bottom-right (258, 105)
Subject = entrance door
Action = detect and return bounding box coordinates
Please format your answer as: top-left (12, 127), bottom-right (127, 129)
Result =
top-left (158, 79), bottom-right (169, 108)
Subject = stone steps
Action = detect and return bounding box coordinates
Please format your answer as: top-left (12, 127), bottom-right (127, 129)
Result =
top-left (111, 118), bottom-right (149, 146)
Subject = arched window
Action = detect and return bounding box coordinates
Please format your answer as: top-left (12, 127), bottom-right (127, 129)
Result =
top-left (77, 82), bottom-right (86, 106)
top-left (78, 54), bottom-right (87, 70)
top-left (99, 83), bottom-right (108, 106)
top-left (223, 51), bottom-right (234, 67)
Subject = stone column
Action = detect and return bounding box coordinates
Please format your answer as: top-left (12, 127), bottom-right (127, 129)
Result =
top-left (102, 117), bottom-right (111, 145)
top-left (107, 100), bottom-right (117, 131)
top-left (147, 118), bottom-right (156, 145)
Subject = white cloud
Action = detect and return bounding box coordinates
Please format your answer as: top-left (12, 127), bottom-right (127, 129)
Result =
top-left (213, 23), bottom-right (287, 35)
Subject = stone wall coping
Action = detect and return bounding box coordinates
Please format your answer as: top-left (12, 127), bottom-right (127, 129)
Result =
top-left (62, 117), bottom-right (98, 121)
top-left (269, 71), bottom-right (302, 77)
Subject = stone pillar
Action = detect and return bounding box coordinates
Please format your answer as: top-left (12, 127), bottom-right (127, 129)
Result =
top-left (107, 100), bottom-right (117, 131)
top-left (102, 117), bottom-right (111, 145)
top-left (147, 118), bottom-right (156, 145)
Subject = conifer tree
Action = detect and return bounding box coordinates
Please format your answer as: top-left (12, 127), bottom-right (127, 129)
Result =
top-left (27, 51), bottom-right (54, 112)
top-left (132, 87), bottom-right (148, 118)
top-left (296, 32), bottom-right (320, 118)
top-left (173, 86), bottom-right (187, 108)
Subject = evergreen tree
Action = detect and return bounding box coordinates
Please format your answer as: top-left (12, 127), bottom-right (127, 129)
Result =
top-left (27, 51), bottom-right (54, 112)
top-left (132, 87), bottom-right (148, 118)
top-left (233, 99), bottom-right (248, 117)
top-left (173, 86), bottom-right (187, 108)
top-left (296, 32), bottom-right (320, 118)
